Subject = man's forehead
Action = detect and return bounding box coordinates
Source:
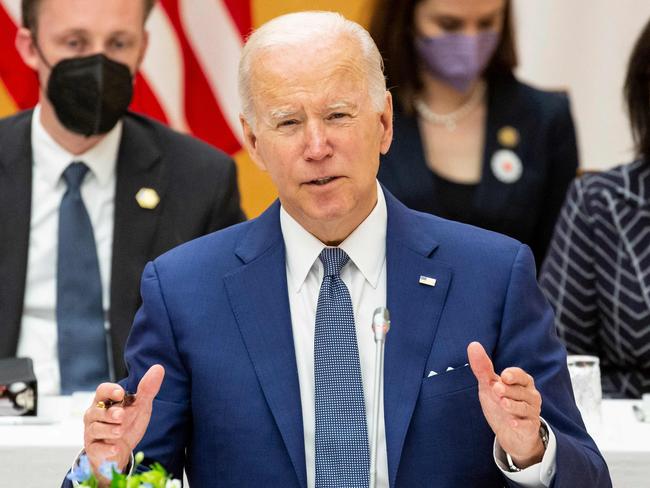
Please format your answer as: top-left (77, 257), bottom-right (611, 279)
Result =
top-left (252, 36), bottom-right (365, 81)
top-left (252, 48), bottom-right (366, 100)
top-left (255, 72), bottom-right (367, 117)
top-left (38, 0), bottom-right (146, 31)
top-left (267, 99), bottom-right (360, 118)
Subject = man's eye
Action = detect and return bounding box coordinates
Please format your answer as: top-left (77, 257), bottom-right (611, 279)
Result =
top-left (110, 39), bottom-right (126, 50)
top-left (278, 120), bottom-right (298, 128)
top-left (328, 112), bottom-right (348, 120)
top-left (66, 38), bottom-right (85, 50)
top-left (109, 37), bottom-right (135, 50)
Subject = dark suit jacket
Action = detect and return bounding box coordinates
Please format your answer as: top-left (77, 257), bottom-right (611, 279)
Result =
top-left (0, 109), bottom-right (245, 379)
top-left (540, 160), bottom-right (650, 398)
top-left (78, 189), bottom-right (609, 487)
top-left (378, 74), bottom-right (579, 267)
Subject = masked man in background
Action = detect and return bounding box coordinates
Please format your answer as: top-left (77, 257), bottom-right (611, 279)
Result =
top-left (0, 0), bottom-right (244, 395)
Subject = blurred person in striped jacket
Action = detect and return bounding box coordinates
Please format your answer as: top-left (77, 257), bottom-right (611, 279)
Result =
top-left (540, 17), bottom-right (650, 399)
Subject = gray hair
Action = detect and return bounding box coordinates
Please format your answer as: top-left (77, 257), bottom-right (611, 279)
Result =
top-left (238, 11), bottom-right (386, 127)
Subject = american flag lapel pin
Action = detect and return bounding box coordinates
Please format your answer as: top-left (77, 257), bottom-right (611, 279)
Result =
top-left (419, 275), bottom-right (437, 287)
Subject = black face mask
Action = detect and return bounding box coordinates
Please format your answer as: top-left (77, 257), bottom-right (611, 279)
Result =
top-left (45, 53), bottom-right (134, 136)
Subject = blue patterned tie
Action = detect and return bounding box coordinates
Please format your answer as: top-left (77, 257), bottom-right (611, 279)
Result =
top-left (57, 162), bottom-right (110, 394)
top-left (315, 248), bottom-right (370, 488)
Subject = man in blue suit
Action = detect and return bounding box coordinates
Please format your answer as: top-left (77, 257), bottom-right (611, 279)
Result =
top-left (76, 11), bottom-right (610, 488)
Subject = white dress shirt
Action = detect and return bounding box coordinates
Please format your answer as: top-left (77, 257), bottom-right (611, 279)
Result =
top-left (16, 105), bottom-right (122, 395)
top-left (280, 182), bottom-right (556, 488)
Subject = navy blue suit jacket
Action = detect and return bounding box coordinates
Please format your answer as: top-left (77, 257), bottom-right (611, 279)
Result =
top-left (76, 190), bottom-right (609, 487)
top-left (378, 74), bottom-right (579, 267)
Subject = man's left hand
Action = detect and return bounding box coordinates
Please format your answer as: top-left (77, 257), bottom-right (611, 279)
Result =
top-left (467, 341), bottom-right (545, 469)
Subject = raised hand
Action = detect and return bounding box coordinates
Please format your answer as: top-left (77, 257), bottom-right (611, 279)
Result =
top-left (82, 364), bottom-right (165, 483)
top-left (467, 342), bottom-right (545, 469)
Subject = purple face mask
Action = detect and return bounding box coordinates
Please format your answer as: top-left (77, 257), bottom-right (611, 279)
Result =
top-left (415, 31), bottom-right (500, 93)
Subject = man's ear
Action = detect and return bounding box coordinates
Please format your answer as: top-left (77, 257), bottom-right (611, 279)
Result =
top-left (240, 115), bottom-right (267, 172)
top-left (379, 91), bottom-right (393, 155)
top-left (15, 27), bottom-right (40, 70)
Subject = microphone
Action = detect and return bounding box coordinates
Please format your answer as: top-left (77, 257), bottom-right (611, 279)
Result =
top-left (369, 307), bottom-right (390, 488)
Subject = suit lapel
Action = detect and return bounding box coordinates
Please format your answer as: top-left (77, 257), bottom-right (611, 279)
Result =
top-left (223, 202), bottom-right (307, 488)
top-left (382, 191), bottom-right (452, 486)
top-left (110, 115), bottom-right (164, 375)
top-left (0, 111), bottom-right (33, 356)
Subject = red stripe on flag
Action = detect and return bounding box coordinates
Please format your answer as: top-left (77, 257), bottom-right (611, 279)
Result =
top-left (130, 72), bottom-right (169, 125)
top-left (0, 5), bottom-right (38, 109)
top-left (159, 0), bottom-right (241, 155)
top-left (222, 0), bottom-right (252, 40)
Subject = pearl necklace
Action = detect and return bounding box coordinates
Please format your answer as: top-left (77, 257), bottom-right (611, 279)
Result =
top-left (414, 81), bottom-right (486, 131)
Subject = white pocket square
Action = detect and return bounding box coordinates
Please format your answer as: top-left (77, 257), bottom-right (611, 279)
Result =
top-left (427, 363), bottom-right (468, 377)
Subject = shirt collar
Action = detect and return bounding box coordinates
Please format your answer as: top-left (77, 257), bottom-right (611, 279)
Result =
top-left (31, 104), bottom-right (123, 189)
top-left (281, 181), bottom-right (387, 293)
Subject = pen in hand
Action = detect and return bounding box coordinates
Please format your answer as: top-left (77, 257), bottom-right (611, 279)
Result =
top-left (95, 392), bottom-right (136, 410)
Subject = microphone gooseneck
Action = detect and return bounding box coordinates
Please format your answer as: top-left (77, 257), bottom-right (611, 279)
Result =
top-left (369, 307), bottom-right (390, 488)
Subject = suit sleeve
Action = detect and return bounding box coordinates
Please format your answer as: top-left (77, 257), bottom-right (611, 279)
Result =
top-left (538, 178), bottom-right (599, 356)
top-left (206, 155), bottom-right (246, 231)
top-left (121, 261), bottom-right (192, 479)
top-left (531, 95), bottom-right (579, 265)
top-left (495, 244), bottom-right (611, 488)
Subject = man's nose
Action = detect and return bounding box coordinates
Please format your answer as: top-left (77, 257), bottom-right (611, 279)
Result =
top-left (303, 121), bottom-right (332, 161)
top-left (87, 40), bottom-right (108, 57)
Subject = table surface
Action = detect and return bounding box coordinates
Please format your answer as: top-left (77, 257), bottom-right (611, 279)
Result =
top-left (1, 397), bottom-right (648, 487)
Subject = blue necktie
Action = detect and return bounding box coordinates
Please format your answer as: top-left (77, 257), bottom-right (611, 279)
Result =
top-left (315, 248), bottom-right (370, 488)
top-left (57, 162), bottom-right (110, 394)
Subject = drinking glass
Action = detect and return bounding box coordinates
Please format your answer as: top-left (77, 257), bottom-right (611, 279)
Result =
top-left (567, 355), bottom-right (602, 431)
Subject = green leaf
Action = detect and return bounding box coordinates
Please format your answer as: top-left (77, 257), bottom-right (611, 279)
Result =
top-left (134, 451), bottom-right (145, 467)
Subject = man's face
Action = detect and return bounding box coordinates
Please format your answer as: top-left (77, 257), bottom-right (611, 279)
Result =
top-left (242, 36), bottom-right (393, 243)
top-left (18, 0), bottom-right (148, 89)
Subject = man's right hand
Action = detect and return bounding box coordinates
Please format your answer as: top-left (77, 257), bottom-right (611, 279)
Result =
top-left (83, 364), bottom-right (165, 483)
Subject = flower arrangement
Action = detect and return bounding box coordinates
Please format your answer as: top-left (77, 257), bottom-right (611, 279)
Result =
top-left (66, 452), bottom-right (181, 488)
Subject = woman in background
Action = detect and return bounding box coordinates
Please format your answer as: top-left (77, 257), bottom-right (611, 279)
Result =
top-left (540, 18), bottom-right (650, 399)
top-left (371, 0), bottom-right (578, 266)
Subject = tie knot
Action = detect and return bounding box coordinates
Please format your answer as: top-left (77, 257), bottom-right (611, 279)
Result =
top-left (319, 247), bottom-right (350, 277)
top-left (62, 162), bottom-right (89, 190)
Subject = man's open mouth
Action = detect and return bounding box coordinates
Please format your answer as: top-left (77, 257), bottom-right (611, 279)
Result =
top-left (309, 176), bottom-right (339, 185)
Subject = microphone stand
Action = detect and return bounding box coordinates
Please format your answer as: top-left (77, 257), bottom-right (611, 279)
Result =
top-left (369, 307), bottom-right (390, 488)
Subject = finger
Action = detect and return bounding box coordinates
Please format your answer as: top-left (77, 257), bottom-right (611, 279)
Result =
top-left (467, 342), bottom-right (498, 386)
top-left (84, 405), bottom-right (125, 427)
top-left (93, 383), bottom-right (125, 404)
top-left (492, 382), bottom-right (542, 405)
top-left (135, 364), bottom-right (165, 403)
top-left (501, 367), bottom-right (534, 388)
top-left (87, 420), bottom-right (126, 441)
top-left (506, 416), bottom-right (541, 437)
top-left (499, 396), bottom-right (539, 419)
top-left (85, 384), bottom-right (125, 428)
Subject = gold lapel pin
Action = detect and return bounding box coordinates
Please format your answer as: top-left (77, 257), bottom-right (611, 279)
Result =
top-left (135, 187), bottom-right (160, 210)
top-left (497, 126), bottom-right (520, 148)
top-left (419, 276), bottom-right (437, 287)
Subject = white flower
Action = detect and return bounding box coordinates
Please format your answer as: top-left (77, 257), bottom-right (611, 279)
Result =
top-left (166, 479), bottom-right (182, 488)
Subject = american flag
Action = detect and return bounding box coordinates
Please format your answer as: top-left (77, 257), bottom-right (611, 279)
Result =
top-left (0, 0), bottom-right (279, 216)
